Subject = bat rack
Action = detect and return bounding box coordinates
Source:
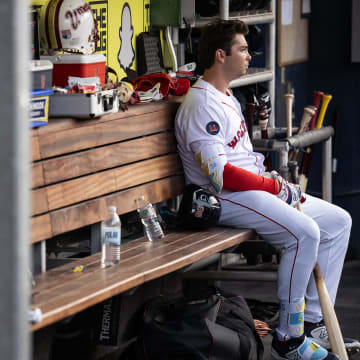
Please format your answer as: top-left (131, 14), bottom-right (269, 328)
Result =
top-left (253, 125), bottom-right (334, 202)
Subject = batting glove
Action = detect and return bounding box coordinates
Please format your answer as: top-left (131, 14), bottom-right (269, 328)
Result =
top-left (276, 180), bottom-right (305, 207)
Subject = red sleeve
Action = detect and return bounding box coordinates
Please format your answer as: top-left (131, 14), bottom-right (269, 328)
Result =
top-left (223, 163), bottom-right (278, 194)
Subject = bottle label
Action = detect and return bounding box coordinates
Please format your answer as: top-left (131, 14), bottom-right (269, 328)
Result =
top-left (139, 207), bottom-right (156, 220)
top-left (103, 226), bottom-right (121, 246)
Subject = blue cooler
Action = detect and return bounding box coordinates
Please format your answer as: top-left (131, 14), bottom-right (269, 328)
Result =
top-left (30, 89), bottom-right (53, 128)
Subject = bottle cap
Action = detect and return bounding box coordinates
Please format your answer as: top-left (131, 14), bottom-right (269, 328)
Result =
top-left (108, 205), bottom-right (117, 212)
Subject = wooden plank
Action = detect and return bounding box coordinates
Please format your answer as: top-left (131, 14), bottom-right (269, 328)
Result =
top-left (49, 176), bottom-right (185, 239)
top-left (31, 227), bottom-right (254, 331)
top-left (41, 154), bottom-right (181, 213)
top-left (31, 136), bottom-right (41, 161)
top-left (31, 271), bottom-right (144, 331)
top-left (31, 189), bottom-right (48, 215)
top-left (31, 214), bottom-right (52, 243)
top-left (41, 132), bottom-right (177, 185)
top-left (31, 162), bottom-right (45, 188)
top-left (38, 108), bottom-right (176, 159)
top-left (33, 97), bottom-right (182, 137)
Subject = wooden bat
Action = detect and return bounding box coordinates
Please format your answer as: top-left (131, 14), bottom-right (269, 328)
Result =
top-left (316, 94), bottom-right (333, 129)
top-left (284, 93), bottom-right (294, 137)
top-left (299, 93), bottom-right (332, 192)
top-left (309, 91), bottom-right (324, 131)
top-left (245, 102), bottom-right (256, 141)
top-left (257, 103), bottom-right (274, 171)
top-left (289, 153), bottom-right (348, 360)
top-left (288, 106), bottom-right (316, 162)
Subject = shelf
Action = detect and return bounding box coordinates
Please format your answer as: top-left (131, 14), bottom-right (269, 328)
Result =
top-left (194, 9), bottom-right (274, 27)
top-left (229, 68), bottom-right (273, 88)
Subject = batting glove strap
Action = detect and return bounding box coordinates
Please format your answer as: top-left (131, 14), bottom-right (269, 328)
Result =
top-left (277, 180), bottom-right (302, 207)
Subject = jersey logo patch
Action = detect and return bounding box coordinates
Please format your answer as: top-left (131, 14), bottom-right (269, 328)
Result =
top-left (206, 121), bottom-right (220, 135)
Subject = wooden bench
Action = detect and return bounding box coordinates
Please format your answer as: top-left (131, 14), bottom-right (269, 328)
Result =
top-left (31, 97), bottom-right (256, 332)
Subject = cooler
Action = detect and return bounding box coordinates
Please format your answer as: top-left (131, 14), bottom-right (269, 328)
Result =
top-left (41, 54), bottom-right (106, 87)
top-left (31, 60), bottom-right (53, 90)
top-left (30, 89), bottom-right (53, 128)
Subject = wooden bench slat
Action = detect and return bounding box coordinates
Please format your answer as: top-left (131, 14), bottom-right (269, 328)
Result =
top-left (31, 176), bottom-right (184, 244)
top-left (31, 227), bottom-right (254, 331)
top-left (37, 108), bottom-right (176, 160)
top-left (31, 214), bottom-right (52, 243)
top-left (31, 162), bottom-right (45, 188)
top-left (39, 132), bottom-right (177, 186)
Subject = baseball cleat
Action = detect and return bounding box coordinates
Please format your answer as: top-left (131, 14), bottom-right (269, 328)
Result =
top-left (271, 334), bottom-right (340, 360)
top-left (305, 320), bottom-right (360, 355)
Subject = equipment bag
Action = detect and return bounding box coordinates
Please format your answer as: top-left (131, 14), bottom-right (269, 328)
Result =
top-left (140, 287), bottom-right (264, 360)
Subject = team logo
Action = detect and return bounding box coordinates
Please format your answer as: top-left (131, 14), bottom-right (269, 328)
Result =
top-left (206, 121), bottom-right (220, 135)
top-left (61, 29), bottom-right (72, 39)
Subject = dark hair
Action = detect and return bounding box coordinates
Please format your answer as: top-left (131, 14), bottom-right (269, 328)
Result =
top-left (198, 19), bottom-right (249, 70)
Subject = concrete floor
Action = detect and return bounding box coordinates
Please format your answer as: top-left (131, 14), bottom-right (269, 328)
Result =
top-left (218, 259), bottom-right (360, 359)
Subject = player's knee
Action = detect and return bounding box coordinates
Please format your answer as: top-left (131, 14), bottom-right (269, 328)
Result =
top-left (340, 208), bottom-right (352, 232)
top-left (299, 219), bottom-right (320, 252)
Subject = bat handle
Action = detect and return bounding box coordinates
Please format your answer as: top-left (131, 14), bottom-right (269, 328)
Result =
top-left (309, 90), bottom-right (324, 130)
top-left (245, 102), bottom-right (256, 140)
top-left (298, 106), bottom-right (316, 134)
top-left (316, 94), bottom-right (333, 129)
top-left (284, 93), bottom-right (294, 138)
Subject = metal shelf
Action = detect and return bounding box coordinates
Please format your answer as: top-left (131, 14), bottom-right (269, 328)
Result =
top-left (194, 10), bottom-right (275, 27)
top-left (229, 68), bottom-right (274, 88)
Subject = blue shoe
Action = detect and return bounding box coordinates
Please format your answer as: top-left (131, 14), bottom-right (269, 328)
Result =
top-left (271, 334), bottom-right (340, 360)
top-left (304, 320), bottom-right (360, 354)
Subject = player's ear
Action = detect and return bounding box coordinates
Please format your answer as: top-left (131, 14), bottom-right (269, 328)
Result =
top-left (215, 48), bottom-right (226, 63)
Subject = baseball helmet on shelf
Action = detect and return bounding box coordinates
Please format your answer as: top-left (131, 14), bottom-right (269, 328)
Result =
top-left (39, 0), bottom-right (98, 55)
top-left (177, 184), bottom-right (221, 230)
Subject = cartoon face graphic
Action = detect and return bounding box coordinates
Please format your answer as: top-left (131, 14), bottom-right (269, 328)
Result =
top-left (118, 3), bottom-right (135, 71)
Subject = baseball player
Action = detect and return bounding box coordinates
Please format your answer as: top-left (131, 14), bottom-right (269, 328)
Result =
top-left (175, 19), bottom-right (358, 359)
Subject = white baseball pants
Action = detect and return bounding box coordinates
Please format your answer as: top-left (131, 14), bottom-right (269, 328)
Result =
top-left (217, 191), bottom-right (351, 323)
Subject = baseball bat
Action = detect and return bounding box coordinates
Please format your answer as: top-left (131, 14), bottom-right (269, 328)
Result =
top-left (299, 93), bottom-right (333, 192)
top-left (257, 103), bottom-right (274, 171)
top-left (284, 93), bottom-right (294, 137)
top-left (309, 91), bottom-right (324, 131)
top-left (289, 106), bottom-right (316, 162)
top-left (289, 162), bottom-right (348, 360)
top-left (245, 102), bottom-right (256, 141)
top-left (316, 94), bottom-right (333, 129)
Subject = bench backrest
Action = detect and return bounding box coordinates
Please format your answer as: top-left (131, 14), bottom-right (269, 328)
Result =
top-left (30, 98), bottom-right (184, 244)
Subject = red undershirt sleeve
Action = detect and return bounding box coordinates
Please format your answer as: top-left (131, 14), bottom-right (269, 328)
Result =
top-left (223, 163), bottom-right (278, 194)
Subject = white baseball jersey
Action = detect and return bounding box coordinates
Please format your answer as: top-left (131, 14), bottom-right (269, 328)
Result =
top-left (175, 78), bottom-right (265, 190)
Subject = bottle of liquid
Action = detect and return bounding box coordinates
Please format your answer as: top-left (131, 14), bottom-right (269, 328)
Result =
top-left (101, 206), bottom-right (121, 268)
top-left (136, 196), bottom-right (164, 241)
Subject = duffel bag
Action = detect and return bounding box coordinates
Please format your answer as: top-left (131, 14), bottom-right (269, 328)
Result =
top-left (140, 287), bottom-right (264, 360)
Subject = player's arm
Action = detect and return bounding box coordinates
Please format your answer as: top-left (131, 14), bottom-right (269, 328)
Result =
top-left (192, 141), bottom-right (304, 206)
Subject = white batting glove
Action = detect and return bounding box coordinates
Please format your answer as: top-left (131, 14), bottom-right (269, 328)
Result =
top-left (263, 170), bottom-right (283, 181)
top-left (276, 180), bottom-right (304, 207)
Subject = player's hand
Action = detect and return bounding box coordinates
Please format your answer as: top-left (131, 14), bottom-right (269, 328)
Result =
top-left (263, 170), bottom-right (283, 182)
top-left (276, 179), bottom-right (305, 207)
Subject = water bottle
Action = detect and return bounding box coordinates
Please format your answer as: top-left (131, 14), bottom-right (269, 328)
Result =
top-left (136, 196), bottom-right (164, 241)
top-left (101, 206), bottom-right (121, 268)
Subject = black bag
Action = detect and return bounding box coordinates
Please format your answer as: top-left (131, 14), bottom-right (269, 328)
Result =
top-left (140, 287), bottom-right (264, 360)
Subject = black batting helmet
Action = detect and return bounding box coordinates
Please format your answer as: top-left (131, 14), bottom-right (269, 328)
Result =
top-left (177, 184), bottom-right (221, 230)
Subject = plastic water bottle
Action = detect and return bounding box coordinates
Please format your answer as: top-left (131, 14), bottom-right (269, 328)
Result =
top-left (136, 196), bottom-right (164, 241)
top-left (101, 206), bottom-right (121, 268)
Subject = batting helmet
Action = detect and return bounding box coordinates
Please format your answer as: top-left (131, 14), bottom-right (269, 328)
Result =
top-left (178, 184), bottom-right (221, 230)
